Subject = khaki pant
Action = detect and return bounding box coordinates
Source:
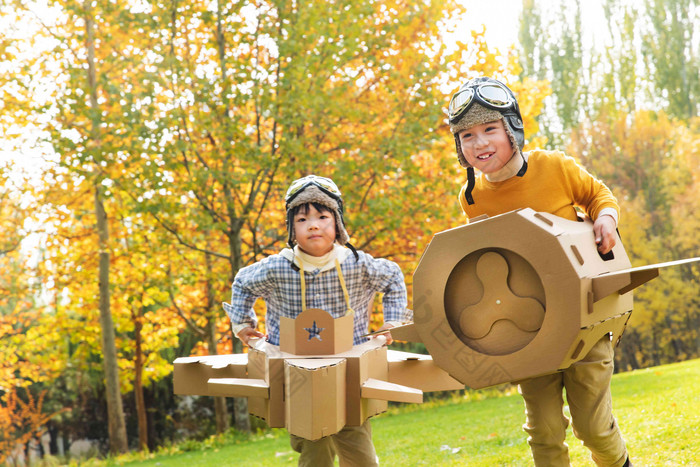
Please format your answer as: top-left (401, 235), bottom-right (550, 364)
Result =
top-left (290, 419), bottom-right (379, 467)
top-left (518, 336), bottom-right (628, 467)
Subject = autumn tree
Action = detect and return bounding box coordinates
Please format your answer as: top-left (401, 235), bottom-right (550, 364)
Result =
top-left (0, 0), bottom-right (195, 451)
top-left (122, 0), bottom-right (470, 432)
top-left (2, 0), bottom-right (551, 454)
top-left (3, 0), bottom-right (470, 442)
top-left (519, 0), bottom-right (699, 368)
top-left (601, 0), bottom-right (642, 115)
top-left (0, 165), bottom-right (38, 389)
top-left (641, 0), bottom-right (700, 120)
top-left (569, 110), bottom-right (700, 368)
top-left (518, 0), bottom-right (588, 146)
top-left (0, 164), bottom-right (69, 460)
top-left (0, 389), bottom-right (66, 465)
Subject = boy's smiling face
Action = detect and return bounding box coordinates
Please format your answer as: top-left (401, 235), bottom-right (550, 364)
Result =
top-left (458, 119), bottom-right (515, 174)
top-left (294, 204), bottom-right (337, 257)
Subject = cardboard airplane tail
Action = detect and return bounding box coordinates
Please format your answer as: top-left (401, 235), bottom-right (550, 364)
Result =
top-left (591, 257), bottom-right (699, 300)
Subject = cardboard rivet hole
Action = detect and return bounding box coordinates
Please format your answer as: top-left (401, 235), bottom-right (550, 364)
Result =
top-left (534, 212), bottom-right (554, 227)
top-left (570, 245), bottom-right (585, 265)
top-left (459, 252), bottom-right (545, 342)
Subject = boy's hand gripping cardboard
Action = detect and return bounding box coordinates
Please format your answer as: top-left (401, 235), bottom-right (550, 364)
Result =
top-left (173, 307), bottom-right (463, 440)
top-left (391, 208), bottom-right (699, 389)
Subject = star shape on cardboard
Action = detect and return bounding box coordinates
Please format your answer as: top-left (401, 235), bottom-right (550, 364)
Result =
top-left (304, 321), bottom-right (324, 341)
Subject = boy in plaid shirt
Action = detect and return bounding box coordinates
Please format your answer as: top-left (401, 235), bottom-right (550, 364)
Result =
top-left (224, 175), bottom-right (410, 467)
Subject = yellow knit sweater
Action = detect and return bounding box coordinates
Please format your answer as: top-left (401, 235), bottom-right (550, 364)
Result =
top-left (458, 149), bottom-right (619, 222)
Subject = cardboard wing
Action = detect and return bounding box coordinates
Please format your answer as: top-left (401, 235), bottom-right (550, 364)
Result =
top-left (409, 208), bottom-right (700, 389)
top-left (386, 350), bottom-right (464, 392)
top-left (173, 354), bottom-right (248, 395)
top-left (361, 379), bottom-right (423, 404)
top-left (591, 257), bottom-right (700, 299)
top-left (208, 377), bottom-right (268, 398)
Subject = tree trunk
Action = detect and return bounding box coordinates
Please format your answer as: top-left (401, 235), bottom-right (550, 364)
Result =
top-left (207, 319), bottom-right (229, 434)
top-left (204, 250), bottom-right (230, 434)
top-left (94, 186), bottom-right (129, 454)
top-left (86, 0), bottom-right (129, 451)
top-left (232, 336), bottom-right (250, 432)
top-left (227, 228), bottom-right (250, 432)
top-left (47, 422), bottom-right (58, 455)
top-left (616, 328), bottom-right (640, 372)
top-left (134, 312), bottom-right (148, 450)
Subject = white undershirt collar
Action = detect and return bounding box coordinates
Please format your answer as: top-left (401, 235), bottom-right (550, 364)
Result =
top-left (280, 244), bottom-right (351, 272)
top-left (484, 151), bottom-right (527, 182)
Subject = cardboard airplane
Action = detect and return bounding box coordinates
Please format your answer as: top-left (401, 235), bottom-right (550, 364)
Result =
top-left (174, 207), bottom-right (698, 437)
top-left (380, 208), bottom-right (699, 389)
top-left (173, 307), bottom-right (463, 440)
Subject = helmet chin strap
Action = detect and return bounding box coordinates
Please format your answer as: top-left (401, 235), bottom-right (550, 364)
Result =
top-left (464, 166), bottom-right (476, 205)
top-left (516, 150), bottom-right (528, 177)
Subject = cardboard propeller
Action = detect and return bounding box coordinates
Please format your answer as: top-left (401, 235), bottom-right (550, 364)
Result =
top-left (392, 208), bottom-right (700, 390)
top-left (173, 307), bottom-right (463, 441)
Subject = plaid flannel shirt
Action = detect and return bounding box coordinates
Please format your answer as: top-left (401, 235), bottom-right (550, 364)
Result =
top-left (223, 249), bottom-right (410, 345)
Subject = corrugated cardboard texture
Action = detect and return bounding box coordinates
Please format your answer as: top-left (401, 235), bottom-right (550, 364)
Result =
top-left (206, 377), bottom-right (268, 398)
top-left (285, 358), bottom-right (346, 441)
top-left (445, 249), bottom-right (546, 356)
top-left (361, 378), bottom-right (423, 404)
top-left (559, 311), bottom-right (632, 368)
top-left (344, 343), bottom-right (389, 426)
top-left (387, 351), bottom-right (464, 392)
top-left (384, 322), bottom-right (420, 342)
top-left (173, 354), bottom-right (247, 395)
top-left (247, 348), bottom-right (286, 428)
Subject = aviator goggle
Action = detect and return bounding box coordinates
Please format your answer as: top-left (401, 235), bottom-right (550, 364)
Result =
top-left (447, 81), bottom-right (518, 124)
top-left (285, 175), bottom-right (343, 210)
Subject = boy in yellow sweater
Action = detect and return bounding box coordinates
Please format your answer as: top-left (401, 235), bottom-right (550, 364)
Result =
top-left (447, 76), bottom-right (631, 467)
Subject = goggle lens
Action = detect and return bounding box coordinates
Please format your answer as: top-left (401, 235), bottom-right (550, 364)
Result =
top-left (285, 175), bottom-right (342, 204)
top-left (448, 88), bottom-right (474, 119)
top-left (477, 84), bottom-right (511, 107)
top-left (448, 81), bottom-right (515, 123)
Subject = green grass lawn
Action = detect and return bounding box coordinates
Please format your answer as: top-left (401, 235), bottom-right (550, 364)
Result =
top-left (105, 358), bottom-right (699, 467)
